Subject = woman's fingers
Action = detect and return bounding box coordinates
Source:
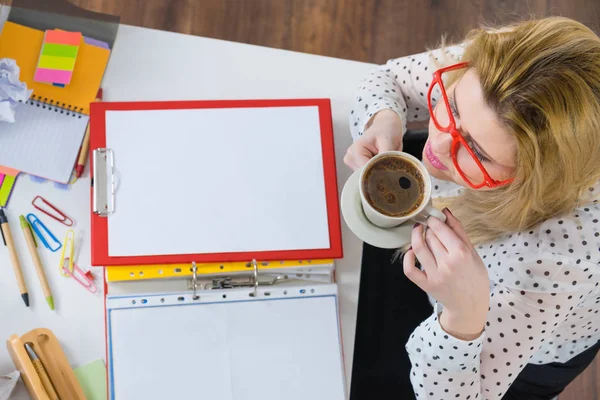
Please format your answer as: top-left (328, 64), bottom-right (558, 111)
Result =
top-left (353, 146), bottom-right (374, 169)
top-left (425, 215), bottom-right (467, 250)
top-left (424, 226), bottom-right (448, 258)
top-left (403, 250), bottom-right (429, 291)
top-left (344, 140), bottom-right (375, 170)
top-left (411, 224), bottom-right (438, 270)
top-left (442, 208), bottom-right (471, 244)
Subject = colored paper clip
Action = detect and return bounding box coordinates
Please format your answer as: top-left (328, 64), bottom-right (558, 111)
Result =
top-left (26, 213), bottom-right (62, 252)
top-left (32, 196), bottom-right (74, 226)
top-left (61, 257), bottom-right (97, 294)
top-left (59, 230), bottom-right (75, 277)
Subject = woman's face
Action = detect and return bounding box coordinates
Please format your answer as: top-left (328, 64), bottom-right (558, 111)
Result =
top-left (423, 69), bottom-right (517, 190)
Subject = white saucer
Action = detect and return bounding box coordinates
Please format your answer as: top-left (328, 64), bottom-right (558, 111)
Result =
top-left (341, 167), bottom-right (413, 249)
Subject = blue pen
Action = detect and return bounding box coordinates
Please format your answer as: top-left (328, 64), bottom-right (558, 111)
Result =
top-left (26, 213), bottom-right (62, 252)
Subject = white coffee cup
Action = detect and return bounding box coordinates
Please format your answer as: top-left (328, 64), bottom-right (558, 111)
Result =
top-left (359, 151), bottom-right (446, 228)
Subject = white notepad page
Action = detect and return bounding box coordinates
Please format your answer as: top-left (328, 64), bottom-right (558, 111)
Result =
top-left (107, 290), bottom-right (345, 400)
top-left (0, 99), bottom-right (89, 183)
top-left (105, 106), bottom-right (330, 257)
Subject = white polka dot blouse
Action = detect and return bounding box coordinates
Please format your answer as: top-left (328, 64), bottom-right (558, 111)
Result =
top-left (349, 43), bottom-right (600, 399)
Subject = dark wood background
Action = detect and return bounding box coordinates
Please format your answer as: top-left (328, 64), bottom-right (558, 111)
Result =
top-left (2, 0), bottom-right (599, 398)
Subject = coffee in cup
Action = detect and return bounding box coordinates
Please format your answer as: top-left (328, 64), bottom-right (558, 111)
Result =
top-left (362, 154), bottom-right (426, 218)
top-left (359, 151), bottom-right (446, 228)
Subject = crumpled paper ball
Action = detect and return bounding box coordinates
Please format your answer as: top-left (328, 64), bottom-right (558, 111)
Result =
top-left (0, 58), bottom-right (33, 123)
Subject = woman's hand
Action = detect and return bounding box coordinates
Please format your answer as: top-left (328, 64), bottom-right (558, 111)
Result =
top-left (344, 110), bottom-right (403, 170)
top-left (403, 208), bottom-right (490, 340)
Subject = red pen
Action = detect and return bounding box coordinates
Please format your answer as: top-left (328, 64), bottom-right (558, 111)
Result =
top-left (76, 88), bottom-right (103, 178)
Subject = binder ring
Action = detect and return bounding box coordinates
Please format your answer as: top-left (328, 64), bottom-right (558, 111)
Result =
top-left (251, 259), bottom-right (258, 297)
top-left (192, 262), bottom-right (199, 300)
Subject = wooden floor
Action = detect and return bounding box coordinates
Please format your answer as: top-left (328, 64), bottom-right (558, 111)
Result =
top-left (2, 0), bottom-right (600, 398)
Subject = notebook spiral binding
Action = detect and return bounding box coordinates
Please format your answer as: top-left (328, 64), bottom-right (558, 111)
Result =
top-left (22, 95), bottom-right (86, 119)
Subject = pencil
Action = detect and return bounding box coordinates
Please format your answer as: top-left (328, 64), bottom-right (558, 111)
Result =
top-left (24, 343), bottom-right (59, 400)
top-left (20, 216), bottom-right (54, 310)
top-left (0, 208), bottom-right (29, 307)
top-left (75, 88), bottom-right (103, 178)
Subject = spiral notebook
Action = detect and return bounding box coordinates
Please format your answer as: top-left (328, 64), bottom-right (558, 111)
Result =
top-left (0, 97), bottom-right (89, 183)
top-left (0, 21), bottom-right (110, 183)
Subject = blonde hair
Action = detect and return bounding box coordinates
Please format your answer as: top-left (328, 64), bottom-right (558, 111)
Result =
top-left (433, 17), bottom-right (600, 245)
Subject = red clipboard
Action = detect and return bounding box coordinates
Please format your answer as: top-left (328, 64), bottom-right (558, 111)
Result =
top-left (89, 99), bottom-right (343, 266)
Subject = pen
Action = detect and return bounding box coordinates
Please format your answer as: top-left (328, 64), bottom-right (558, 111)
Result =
top-left (24, 343), bottom-right (60, 400)
top-left (75, 88), bottom-right (103, 178)
top-left (20, 216), bottom-right (54, 310)
top-left (0, 208), bottom-right (29, 306)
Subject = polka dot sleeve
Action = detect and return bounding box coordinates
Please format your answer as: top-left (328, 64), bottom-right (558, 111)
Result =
top-left (349, 43), bottom-right (466, 141)
top-left (406, 252), bottom-right (595, 399)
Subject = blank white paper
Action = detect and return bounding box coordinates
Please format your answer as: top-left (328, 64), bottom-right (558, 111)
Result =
top-left (105, 106), bottom-right (331, 257)
top-left (0, 99), bottom-right (89, 183)
top-left (108, 293), bottom-right (345, 400)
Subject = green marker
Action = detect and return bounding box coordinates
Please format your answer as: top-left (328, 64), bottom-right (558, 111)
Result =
top-left (20, 215), bottom-right (55, 310)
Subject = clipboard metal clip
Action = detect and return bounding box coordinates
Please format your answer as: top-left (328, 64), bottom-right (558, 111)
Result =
top-left (92, 148), bottom-right (115, 217)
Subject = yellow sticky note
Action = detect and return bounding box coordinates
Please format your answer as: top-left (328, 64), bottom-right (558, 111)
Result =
top-left (37, 54), bottom-right (77, 71)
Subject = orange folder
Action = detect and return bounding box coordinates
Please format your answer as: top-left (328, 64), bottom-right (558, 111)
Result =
top-left (0, 22), bottom-right (110, 115)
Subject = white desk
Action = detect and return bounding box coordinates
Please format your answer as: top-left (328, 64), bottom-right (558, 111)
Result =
top-left (0, 19), bottom-right (375, 399)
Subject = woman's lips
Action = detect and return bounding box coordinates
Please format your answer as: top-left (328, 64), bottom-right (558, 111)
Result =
top-left (425, 141), bottom-right (449, 171)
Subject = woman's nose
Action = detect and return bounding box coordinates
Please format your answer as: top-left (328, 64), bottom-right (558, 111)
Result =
top-left (430, 129), bottom-right (453, 156)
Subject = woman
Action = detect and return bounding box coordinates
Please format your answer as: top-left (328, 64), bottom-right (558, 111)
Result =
top-left (345, 17), bottom-right (600, 399)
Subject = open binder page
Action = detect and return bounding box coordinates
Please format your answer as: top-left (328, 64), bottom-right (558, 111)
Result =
top-left (105, 106), bottom-right (330, 258)
top-left (106, 285), bottom-right (345, 400)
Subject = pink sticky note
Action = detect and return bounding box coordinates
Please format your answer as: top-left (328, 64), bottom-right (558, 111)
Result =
top-left (33, 68), bottom-right (73, 85)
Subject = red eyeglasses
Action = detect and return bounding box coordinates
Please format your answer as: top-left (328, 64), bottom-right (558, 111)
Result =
top-left (427, 62), bottom-right (514, 189)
